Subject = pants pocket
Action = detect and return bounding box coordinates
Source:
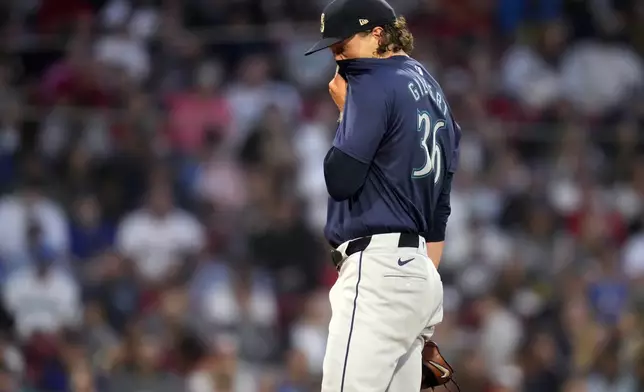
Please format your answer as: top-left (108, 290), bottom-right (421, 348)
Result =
top-left (380, 274), bottom-right (429, 298)
top-left (383, 274), bottom-right (427, 280)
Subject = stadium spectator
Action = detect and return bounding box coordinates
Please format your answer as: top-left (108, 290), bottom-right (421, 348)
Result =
top-left (116, 178), bottom-right (205, 284)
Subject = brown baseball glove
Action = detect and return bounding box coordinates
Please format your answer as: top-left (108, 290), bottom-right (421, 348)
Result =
top-left (421, 340), bottom-right (457, 391)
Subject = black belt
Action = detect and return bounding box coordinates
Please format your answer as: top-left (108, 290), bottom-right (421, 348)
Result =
top-left (331, 233), bottom-right (420, 270)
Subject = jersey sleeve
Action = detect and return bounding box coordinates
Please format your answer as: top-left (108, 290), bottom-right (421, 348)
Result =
top-left (332, 76), bottom-right (389, 164)
top-left (324, 146), bottom-right (370, 201)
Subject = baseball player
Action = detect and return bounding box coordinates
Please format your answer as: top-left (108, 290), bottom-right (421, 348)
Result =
top-left (304, 0), bottom-right (461, 391)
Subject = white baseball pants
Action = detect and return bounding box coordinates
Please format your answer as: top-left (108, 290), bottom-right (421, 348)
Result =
top-left (321, 233), bottom-right (444, 392)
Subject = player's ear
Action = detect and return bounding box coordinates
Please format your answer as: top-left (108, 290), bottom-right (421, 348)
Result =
top-left (371, 26), bottom-right (385, 49)
top-left (371, 26), bottom-right (384, 40)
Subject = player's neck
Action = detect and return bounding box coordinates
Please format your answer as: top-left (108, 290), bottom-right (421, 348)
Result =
top-left (373, 50), bottom-right (408, 59)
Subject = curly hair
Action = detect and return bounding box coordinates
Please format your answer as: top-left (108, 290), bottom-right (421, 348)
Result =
top-left (374, 16), bottom-right (414, 56)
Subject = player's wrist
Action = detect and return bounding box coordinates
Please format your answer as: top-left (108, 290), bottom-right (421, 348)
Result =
top-left (338, 111), bottom-right (344, 123)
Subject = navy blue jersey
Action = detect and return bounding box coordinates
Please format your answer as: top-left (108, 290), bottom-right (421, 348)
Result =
top-left (324, 56), bottom-right (460, 246)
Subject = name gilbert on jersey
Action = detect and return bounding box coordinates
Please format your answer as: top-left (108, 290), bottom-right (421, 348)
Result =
top-left (407, 66), bottom-right (448, 117)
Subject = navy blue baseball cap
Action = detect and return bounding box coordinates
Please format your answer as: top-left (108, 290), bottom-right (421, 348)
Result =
top-left (304, 0), bottom-right (397, 56)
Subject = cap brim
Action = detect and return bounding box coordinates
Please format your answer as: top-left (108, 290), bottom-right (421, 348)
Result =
top-left (304, 37), bottom-right (344, 56)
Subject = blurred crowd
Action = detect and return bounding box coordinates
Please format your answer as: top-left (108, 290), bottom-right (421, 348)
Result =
top-left (0, 0), bottom-right (644, 391)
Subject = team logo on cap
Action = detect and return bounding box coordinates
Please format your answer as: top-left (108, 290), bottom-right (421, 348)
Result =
top-left (321, 13), bottom-right (325, 33)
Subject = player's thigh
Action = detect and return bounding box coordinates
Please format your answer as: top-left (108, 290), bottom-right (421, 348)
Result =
top-left (387, 337), bottom-right (423, 392)
top-left (322, 319), bottom-right (400, 392)
top-left (322, 250), bottom-right (432, 392)
top-left (322, 251), bottom-right (399, 392)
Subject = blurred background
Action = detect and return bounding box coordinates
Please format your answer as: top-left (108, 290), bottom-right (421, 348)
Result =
top-left (0, 0), bottom-right (643, 391)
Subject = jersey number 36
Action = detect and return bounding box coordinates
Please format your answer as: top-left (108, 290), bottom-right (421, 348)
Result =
top-left (412, 110), bottom-right (445, 184)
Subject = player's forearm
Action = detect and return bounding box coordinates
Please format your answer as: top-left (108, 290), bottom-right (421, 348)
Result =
top-left (425, 169), bottom-right (451, 269)
top-left (427, 241), bottom-right (444, 269)
top-left (426, 229), bottom-right (446, 269)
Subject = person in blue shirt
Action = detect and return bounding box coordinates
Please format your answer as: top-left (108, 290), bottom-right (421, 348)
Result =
top-left (304, 0), bottom-right (461, 390)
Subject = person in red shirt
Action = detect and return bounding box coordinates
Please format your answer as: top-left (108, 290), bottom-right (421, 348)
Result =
top-left (40, 41), bottom-right (110, 108)
top-left (166, 61), bottom-right (234, 154)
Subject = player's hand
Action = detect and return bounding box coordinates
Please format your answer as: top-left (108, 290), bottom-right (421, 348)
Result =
top-left (329, 66), bottom-right (347, 113)
top-left (421, 340), bottom-right (457, 390)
